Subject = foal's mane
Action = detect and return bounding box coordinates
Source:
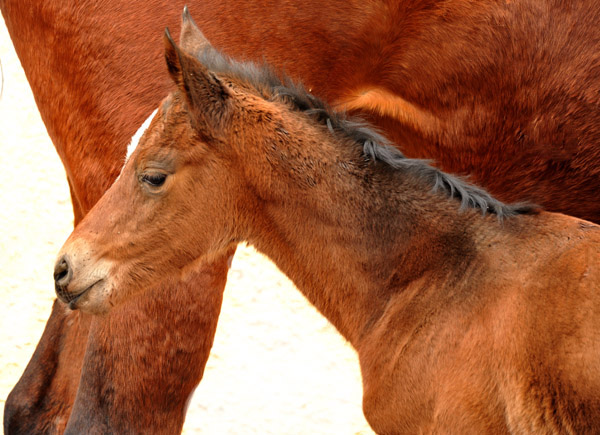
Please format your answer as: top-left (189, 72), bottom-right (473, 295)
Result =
top-left (194, 47), bottom-right (534, 219)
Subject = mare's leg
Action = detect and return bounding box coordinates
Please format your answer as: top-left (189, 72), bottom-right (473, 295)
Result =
top-left (64, 251), bottom-right (232, 434)
top-left (4, 301), bottom-right (90, 434)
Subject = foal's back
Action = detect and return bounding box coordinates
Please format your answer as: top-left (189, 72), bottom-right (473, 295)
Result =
top-left (359, 212), bottom-right (600, 433)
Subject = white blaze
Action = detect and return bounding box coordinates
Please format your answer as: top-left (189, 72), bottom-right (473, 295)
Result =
top-left (114, 109), bottom-right (158, 183)
top-left (126, 108), bottom-right (158, 163)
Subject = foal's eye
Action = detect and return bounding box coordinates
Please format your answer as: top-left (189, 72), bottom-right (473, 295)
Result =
top-left (141, 173), bottom-right (167, 187)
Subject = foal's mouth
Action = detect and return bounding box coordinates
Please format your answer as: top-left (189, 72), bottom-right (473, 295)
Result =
top-left (56, 280), bottom-right (103, 310)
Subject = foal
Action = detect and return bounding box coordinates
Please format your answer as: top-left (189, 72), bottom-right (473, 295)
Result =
top-left (54, 31), bottom-right (600, 432)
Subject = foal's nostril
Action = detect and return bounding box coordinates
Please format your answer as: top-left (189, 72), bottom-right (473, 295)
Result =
top-left (54, 256), bottom-right (77, 304)
top-left (53, 256), bottom-right (72, 287)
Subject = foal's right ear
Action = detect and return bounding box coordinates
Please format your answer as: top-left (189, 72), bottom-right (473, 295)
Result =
top-left (164, 28), bottom-right (231, 138)
top-left (179, 6), bottom-right (211, 55)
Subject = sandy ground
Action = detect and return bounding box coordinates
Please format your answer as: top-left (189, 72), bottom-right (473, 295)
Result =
top-left (0, 16), bottom-right (375, 434)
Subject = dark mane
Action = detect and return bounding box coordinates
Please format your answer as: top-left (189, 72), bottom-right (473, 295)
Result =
top-left (195, 47), bottom-right (535, 219)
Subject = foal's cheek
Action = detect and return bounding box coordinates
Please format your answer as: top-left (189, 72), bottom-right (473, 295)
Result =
top-left (76, 295), bottom-right (110, 315)
top-left (72, 280), bottom-right (114, 315)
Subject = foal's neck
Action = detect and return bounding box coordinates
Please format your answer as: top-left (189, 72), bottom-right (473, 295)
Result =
top-left (240, 131), bottom-right (484, 347)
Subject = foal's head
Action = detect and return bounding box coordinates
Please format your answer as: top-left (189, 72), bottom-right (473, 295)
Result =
top-left (53, 27), bottom-right (329, 313)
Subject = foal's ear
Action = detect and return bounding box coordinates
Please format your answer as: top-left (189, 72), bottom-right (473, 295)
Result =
top-left (164, 28), bottom-right (231, 137)
top-left (179, 6), bottom-right (211, 55)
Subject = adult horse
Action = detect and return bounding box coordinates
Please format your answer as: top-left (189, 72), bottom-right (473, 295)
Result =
top-left (55, 30), bottom-right (600, 432)
top-left (3, 0), bottom-right (600, 432)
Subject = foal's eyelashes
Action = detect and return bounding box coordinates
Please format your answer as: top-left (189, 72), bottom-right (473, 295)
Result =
top-left (141, 173), bottom-right (168, 187)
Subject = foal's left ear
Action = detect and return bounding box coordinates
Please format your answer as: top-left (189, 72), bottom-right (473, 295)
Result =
top-left (164, 28), bottom-right (231, 137)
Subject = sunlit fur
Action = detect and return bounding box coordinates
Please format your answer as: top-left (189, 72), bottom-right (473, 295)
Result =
top-left (5, 1), bottom-right (600, 432)
top-left (55, 27), bottom-right (600, 433)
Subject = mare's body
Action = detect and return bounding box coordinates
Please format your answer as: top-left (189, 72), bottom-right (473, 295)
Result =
top-left (55, 26), bottom-right (600, 433)
top-left (3, 0), bottom-right (600, 432)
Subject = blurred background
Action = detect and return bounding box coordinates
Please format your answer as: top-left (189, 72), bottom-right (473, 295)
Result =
top-left (0, 15), bottom-right (373, 434)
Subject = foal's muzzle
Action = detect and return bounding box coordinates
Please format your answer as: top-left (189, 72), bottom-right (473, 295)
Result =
top-left (53, 239), bottom-right (113, 314)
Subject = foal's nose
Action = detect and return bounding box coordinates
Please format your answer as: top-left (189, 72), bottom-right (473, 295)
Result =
top-left (54, 255), bottom-right (74, 301)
